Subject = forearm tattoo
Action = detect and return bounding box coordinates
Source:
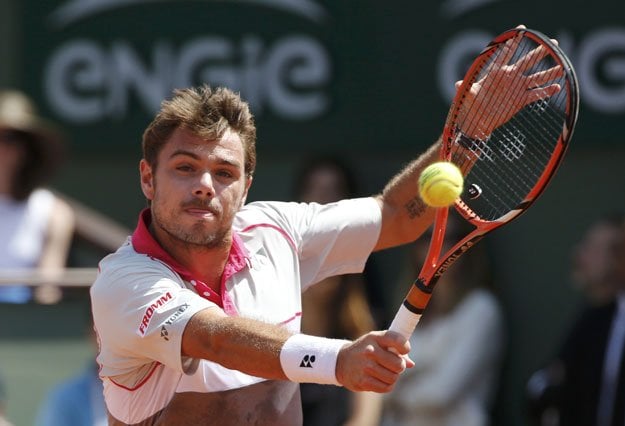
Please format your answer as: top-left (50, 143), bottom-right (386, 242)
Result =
top-left (404, 196), bottom-right (426, 219)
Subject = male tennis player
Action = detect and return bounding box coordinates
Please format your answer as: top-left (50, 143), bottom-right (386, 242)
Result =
top-left (90, 84), bottom-right (438, 425)
top-left (91, 71), bottom-right (541, 424)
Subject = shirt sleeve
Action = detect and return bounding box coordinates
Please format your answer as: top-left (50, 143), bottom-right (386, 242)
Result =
top-left (240, 197), bottom-right (382, 290)
top-left (91, 253), bottom-right (214, 378)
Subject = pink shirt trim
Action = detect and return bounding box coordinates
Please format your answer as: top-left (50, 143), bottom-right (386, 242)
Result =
top-left (108, 362), bottom-right (161, 391)
top-left (131, 208), bottom-right (247, 314)
top-left (240, 223), bottom-right (298, 252)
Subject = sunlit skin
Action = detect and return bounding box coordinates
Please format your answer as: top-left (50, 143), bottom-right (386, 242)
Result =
top-left (458, 26), bottom-right (563, 139)
top-left (139, 127), bottom-right (252, 290)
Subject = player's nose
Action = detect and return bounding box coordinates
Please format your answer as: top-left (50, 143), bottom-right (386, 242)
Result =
top-left (193, 172), bottom-right (215, 197)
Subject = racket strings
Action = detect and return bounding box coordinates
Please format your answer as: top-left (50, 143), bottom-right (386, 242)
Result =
top-left (462, 105), bottom-right (564, 219)
top-left (455, 40), bottom-right (525, 141)
top-left (390, 28), bottom-right (578, 339)
top-left (450, 34), bottom-right (571, 221)
top-left (450, 38), bottom-right (537, 169)
top-left (463, 36), bottom-right (555, 142)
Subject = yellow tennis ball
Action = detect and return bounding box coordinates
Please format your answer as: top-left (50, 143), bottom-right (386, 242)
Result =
top-left (418, 162), bottom-right (464, 207)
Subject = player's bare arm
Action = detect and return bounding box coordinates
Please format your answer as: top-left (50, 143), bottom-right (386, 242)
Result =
top-left (182, 307), bottom-right (291, 380)
top-left (181, 307), bottom-right (412, 392)
top-left (373, 140), bottom-right (440, 251)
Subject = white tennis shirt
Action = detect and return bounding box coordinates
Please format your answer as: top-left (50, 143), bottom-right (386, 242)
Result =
top-left (91, 198), bottom-right (381, 424)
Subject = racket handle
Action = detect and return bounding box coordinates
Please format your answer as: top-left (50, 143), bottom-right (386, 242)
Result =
top-left (389, 304), bottom-right (422, 340)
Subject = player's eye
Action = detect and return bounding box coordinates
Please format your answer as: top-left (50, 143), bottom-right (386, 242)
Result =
top-left (216, 169), bottom-right (234, 179)
top-left (176, 164), bottom-right (194, 172)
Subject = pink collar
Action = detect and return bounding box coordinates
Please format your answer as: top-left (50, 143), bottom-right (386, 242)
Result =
top-left (131, 208), bottom-right (247, 314)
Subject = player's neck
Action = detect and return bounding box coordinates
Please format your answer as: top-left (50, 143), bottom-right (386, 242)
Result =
top-left (150, 224), bottom-right (231, 292)
top-left (184, 253), bottom-right (228, 292)
top-left (174, 244), bottom-right (230, 292)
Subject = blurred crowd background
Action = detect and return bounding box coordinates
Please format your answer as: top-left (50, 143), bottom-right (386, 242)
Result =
top-left (1, 1), bottom-right (625, 425)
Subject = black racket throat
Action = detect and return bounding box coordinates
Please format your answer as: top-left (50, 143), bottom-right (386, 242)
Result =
top-left (405, 224), bottom-right (486, 313)
top-left (402, 279), bottom-right (431, 315)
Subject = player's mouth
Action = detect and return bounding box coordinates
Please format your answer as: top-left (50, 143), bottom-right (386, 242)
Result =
top-left (182, 199), bottom-right (220, 218)
top-left (185, 207), bottom-right (218, 219)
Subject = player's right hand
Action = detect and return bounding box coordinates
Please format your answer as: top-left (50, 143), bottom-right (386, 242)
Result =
top-left (335, 330), bottom-right (413, 393)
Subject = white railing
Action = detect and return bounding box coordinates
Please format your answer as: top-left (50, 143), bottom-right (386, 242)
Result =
top-left (0, 268), bottom-right (98, 286)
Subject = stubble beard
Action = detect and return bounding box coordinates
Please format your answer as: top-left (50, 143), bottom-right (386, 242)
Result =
top-left (152, 204), bottom-right (230, 249)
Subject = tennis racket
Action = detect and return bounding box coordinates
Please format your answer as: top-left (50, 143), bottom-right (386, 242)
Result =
top-left (389, 27), bottom-right (579, 339)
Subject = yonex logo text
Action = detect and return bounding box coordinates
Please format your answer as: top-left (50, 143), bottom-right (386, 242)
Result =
top-left (165, 303), bottom-right (190, 326)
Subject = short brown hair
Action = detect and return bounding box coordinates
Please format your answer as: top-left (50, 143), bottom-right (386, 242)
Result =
top-left (142, 85), bottom-right (257, 177)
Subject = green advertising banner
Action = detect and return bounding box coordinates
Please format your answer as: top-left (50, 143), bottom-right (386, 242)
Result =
top-left (19, 0), bottom-right (625, 154)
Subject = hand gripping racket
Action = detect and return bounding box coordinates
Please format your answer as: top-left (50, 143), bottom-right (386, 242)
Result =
top-left (389, 27), bottom-right (579, 339)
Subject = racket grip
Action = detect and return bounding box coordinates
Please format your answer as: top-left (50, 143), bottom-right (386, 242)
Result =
top-left (389, 304), bottom-right (422, 340)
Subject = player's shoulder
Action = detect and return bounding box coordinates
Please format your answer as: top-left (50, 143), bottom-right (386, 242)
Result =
top-left (234, 200), bottom-right (303, 229)
top-left (92, 239), bottom-right (181, 297)
top-left (97, 238), bottom-right (165, 273)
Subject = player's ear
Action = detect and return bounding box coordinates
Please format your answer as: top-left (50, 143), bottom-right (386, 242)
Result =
top-left (139, 159), bottom-right (155, 200)
top-left (239, 176), bottom-right (253, 208)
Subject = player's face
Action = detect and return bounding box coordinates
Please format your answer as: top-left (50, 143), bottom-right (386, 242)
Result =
top-left (140, 127), bottom-right (251, 249)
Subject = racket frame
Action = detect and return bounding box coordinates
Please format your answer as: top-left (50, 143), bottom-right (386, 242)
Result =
top-left (389, 27), bottom-right (579, 337)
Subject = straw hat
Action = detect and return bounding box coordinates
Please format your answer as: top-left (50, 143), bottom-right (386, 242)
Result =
top-left (0, 90), bottom-right (65, 199)
top-left (0, 90), bottom-right (63, 146)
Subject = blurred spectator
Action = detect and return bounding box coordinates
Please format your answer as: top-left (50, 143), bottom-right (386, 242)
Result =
top-left (381, 211), bottom-right (505, 426)
top-left (0, 369), bottom-right (14, 426)
top-left (570, 214), bottom-right (623, 306)
top-left (293, 154), bottom-right (388, 327)
top-left (526, 213), bottom-right (625, 426)
top-left (294, 155), bottom-right (384, 426)
top-left (34, 306), bottom-right (106, 426)
top-left (0, 90), bottom-right (74, 304)
top-left (34, 362), bottom-right (105, 426)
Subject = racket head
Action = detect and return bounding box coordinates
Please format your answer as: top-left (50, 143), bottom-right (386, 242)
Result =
top-left (389, 28), bottom-right (579, 337)
top-left (443, 28), bottom-right (579, 230)
top-left (398, 27), bottom-right (579, 317)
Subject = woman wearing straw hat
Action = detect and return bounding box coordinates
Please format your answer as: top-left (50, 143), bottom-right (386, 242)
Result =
top-left (0, 90), bottom-right (75, 303)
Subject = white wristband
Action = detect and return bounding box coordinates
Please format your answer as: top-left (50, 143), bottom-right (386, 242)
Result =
top-left (279, 334), bottom-right (349, 386)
